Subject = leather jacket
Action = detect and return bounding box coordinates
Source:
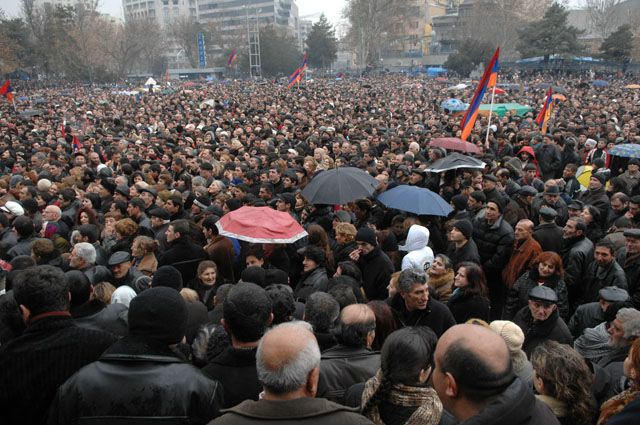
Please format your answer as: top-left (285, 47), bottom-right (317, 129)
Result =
top-left (48, 336), bottom-right (224, 424)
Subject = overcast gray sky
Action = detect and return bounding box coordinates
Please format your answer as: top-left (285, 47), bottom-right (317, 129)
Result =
top-left (1, 0), bottom-right (348, 23)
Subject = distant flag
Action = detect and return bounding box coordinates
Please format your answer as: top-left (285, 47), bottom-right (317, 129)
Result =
top-left (459, 48), bottom-right (500, 141)
top-left (227, 48), bottom-right (238, 66)
top-left (72, 134), bottom-right (82, 153)
top-left (0, 80), bottom-right (15, 106)
top-left (535, 86), bottom-right (554, 134)
top-left (288, 52), bottom-right (308, 88)
top-left (61, 120), bottom-right (66, 138)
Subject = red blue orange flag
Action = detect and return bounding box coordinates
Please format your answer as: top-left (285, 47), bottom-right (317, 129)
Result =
top-left (72, 135), bottom-right (82, 153)
top-left (0, 80), bottom-right (14, 104)
top-left (227, 49), bottom-right (237, 66)
top-left (535, 86), bottom-right (554, 133)
top-left (288, 53), bottom-right (308, 88)
top-left (459, 48), bottom-right (500, 141)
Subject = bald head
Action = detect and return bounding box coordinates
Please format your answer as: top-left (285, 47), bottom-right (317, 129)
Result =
top-left (256, 321), bottom-right (321, 396)
top-left (514, 219), bottom-right (534, 241)
top-left (340, 303), bottom-right (375, 325)
top-left (433, 324), bottom-right (514, 417)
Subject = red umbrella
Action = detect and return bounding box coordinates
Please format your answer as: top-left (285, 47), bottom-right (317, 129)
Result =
top-left (216, 206), bottom-right (307, 243)
top-left (429, 137), bottom-right (480, 154)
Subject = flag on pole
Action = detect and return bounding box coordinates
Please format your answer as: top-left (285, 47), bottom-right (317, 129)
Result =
top-left (72, 135), bottom-right (82, 153)
top-left (0, 80), bottom-right (14, 104)
top-left (459, 48), bottom-right (500, 141)
top-left (61, 120), bottom-right (66, 138)
top-left (227, 49), bottom-right (238, 66)
top-left (535, 86), bottom-right (554, 134)
top-left (288, 53), bottom-right (308, 88)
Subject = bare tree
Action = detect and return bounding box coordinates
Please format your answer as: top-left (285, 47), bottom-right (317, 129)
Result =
top-left (585, 0), bottom-right (623, 39)
top-left (343, 0), bottom-right (412, 69)
top-left (169, 15), bottom-right (203, 68)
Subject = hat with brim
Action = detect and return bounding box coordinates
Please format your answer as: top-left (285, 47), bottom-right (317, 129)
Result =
top-left (528, 286), bottom-right (558, 304)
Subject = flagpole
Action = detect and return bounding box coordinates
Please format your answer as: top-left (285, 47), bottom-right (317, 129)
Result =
top-left (484, 84), bottom-right (496, 147)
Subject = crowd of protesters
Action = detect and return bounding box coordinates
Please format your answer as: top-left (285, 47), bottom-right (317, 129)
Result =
top-left (1, 71), bottom-right (640, 424)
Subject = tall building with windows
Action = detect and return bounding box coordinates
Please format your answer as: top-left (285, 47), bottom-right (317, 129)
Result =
top-left (197, 0), bottom-right (300, 43)
top-left (123, 0), bottom-right (197, 28)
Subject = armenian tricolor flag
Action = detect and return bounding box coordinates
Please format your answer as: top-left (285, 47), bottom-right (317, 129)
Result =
top-left (72, 135), bottom-right (82, 153)
top-left (0, 80), bottom-right (14, 104)
top-left (459, 48), bottom-right (500, 141)
top-left (288, 53), bottom-right (308, 88)
top-left (535, 86), bottom-right (554, 134)
top-left (227, 49), bottom-right (238, 66)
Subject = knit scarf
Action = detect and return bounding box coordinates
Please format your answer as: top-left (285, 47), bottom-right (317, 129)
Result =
top-left (598, 388), bottom-right (640, 425)
top-left (361, 371), bottom-right (442, 425)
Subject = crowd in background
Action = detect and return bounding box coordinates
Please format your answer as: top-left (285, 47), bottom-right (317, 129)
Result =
top-left (1, 72), bottom-right (640, 424)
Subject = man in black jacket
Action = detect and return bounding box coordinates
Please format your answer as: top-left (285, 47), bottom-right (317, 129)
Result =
top-left (582, 240), bottom-right (628, 304)
top-left (0, 265), bottom-right (116, 425)
top-left (203, 282), bottom-right (273, 408)
top-left (48, 286), bottom-right (223, 424)
top-left (562, 217), bottom-right (595, 312)
top-left (446, 219), bottom-right (481, 267)
top-left (158, 219), bottom-right (207, 282)
top-left (316, 303), bottom-right (380, 403)
top-left (350, 227), bottom-right (394, 301)
top-left (433, 323), bottom-right (559, 425)
top-left (473, 198), bottom-right (514, 319)
top-left (533, 206), bottom-right (564, 254)
top-left (387, 268), bottom-right (455, 336)
top-left (617, 229), bottom-right (640, 309)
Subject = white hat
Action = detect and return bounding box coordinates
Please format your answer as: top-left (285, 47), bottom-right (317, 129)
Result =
top-left (0, 201), bottom-right (25, 217)
top-left (490, 320), bottom-right (525, 353)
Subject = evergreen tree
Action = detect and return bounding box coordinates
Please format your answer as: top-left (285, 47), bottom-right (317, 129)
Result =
top-left (600, 24), bottom-right (633, 64)
top-left (305, 14), bottom-right (337, 69)
top-left (517, 3), bottom-right (583, 60)
top-left (444, 39), bottom-right (494, 77)
top-left (259, 25), bottom-right (301, 76)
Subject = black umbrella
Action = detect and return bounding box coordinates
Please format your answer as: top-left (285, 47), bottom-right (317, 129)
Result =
top-left (302, 167), bottom-right (379, 205)
top-left (425, 152), bottom-right (486, 173)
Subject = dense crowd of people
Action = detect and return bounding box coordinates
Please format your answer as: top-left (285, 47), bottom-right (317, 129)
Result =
top-left (1, 72), bottom-right (640, 424)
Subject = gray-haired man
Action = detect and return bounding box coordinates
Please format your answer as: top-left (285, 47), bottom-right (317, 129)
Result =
top-left (211, 321), bottom-right (373, 424)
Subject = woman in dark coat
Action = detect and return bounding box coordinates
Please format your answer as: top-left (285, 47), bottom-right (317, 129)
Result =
top-left (503, 251), bottom-right (569, 321)
top-left (447, 262), bottom-right (490, 323)
top-left (294, 246), bottom-right (329, 302)
top-left (189, 260), bottom-right (220, 311)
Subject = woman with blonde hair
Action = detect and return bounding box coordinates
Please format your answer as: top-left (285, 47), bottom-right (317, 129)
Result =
top-left (131, 235), bottom-right (159, 276)
top-left (532, 341), bottom-right (595, 425)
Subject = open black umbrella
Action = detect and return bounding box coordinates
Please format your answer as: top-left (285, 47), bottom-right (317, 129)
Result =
top-left (302, 167), bottom-right (378, 205)
top-left (425, 152), bottom-right (486, 173)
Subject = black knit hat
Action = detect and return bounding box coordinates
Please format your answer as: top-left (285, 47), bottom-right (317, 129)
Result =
top-left (128, 286), bottom-right (188, 344)
top-left (355, 227), bottom-right (377, 246)
top-left (453, 219), bottom-right (473, 240)
top-left (151, 265), bottom-right (184, 291)
top-left (240, 266), bottom-right (266, 287)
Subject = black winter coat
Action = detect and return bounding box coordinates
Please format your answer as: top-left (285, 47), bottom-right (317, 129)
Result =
top-left (387, 293), bottom-right (456, 337)
top-left (578, 187), bottom-right (611, 222)
top-left (536, 144), bottom-right (562, 180)
top-left (533, 222), bottom-right (564, 254)
top-left (203, 346), bottom-right (261, 409)
top-left (447, 290), bottom-right (490, 323)
top-left (358, 246), bottom-right (395, 301)
top-left (582, 260), bottom-right (628, 304)
top-left (617, 247), bottom-right (640, 309)
top-left (48, 336), bottom-right (223, 425)
top-left (71, 299), bottom-right (128, 337)
top-left (513, 307), bottom-right (573, 357)
top-left (446, 239), bottom-right (481, 267)
top-left (316, 345), bottom-right (380, 403)
top-left (562, 236), bottom-right (594, 289)
top-left (472, 215), bottom-right (514, 276)
top-left (503, 269), bottom-right (569, 321)
top-left (157, 236), bottom-right (208, 282)
top-left (294, 267), bottom-right (329, 302)
top-left (0, 314), bottom-right (116, 425)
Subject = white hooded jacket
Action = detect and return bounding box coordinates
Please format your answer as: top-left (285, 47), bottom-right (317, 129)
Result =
top-left (399, 224), bottom-right (434, 271)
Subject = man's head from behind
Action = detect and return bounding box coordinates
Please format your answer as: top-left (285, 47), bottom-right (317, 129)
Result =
top-left (13, 265), bottom-right (70, 322)
top-left (433, 324), bottom-right (515, 422)
top-left (256, 321), bottom-right (321, 399)
top-left (223, 282), bottom-right (273, 343)
top-left (335, 303), bottom-right (376, 349)
top-left (304, 291), bottom-right (340, 334)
